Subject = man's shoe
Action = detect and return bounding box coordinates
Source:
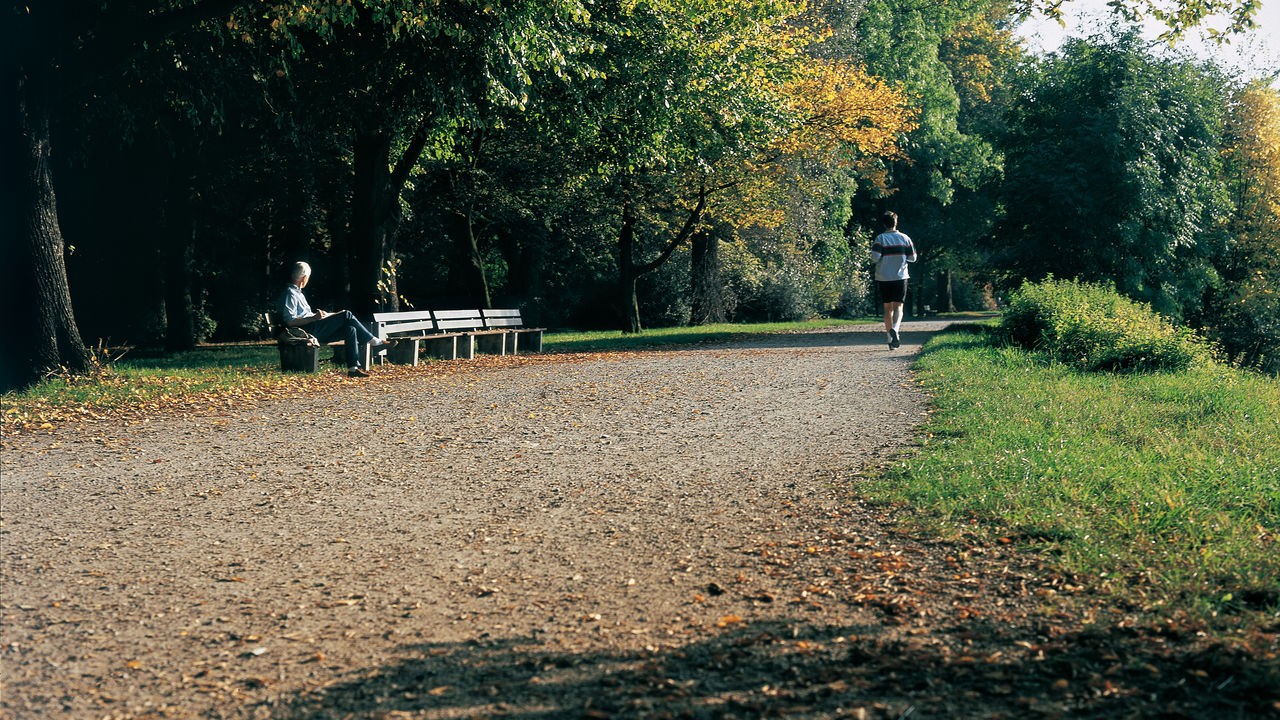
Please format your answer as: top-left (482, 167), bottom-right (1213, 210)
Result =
top-left (890, 329), bottom-right (901, 349)
top-left (348, 368), bottom-right (370, 378)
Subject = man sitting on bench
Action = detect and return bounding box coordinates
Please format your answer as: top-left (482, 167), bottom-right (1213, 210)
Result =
top-left (280, 261), bottom-right (390, 378)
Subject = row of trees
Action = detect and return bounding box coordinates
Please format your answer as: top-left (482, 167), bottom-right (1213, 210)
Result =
top-left (997, 32), bottom-right (1280, 371)
top-left (5, 0), bottom-right (1276, 391)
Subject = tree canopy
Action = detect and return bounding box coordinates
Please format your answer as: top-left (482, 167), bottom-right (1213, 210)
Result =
top-left (997, 30), bottom-right (1231, 319)
top-left (3, 0), bottom-right (1275, 390)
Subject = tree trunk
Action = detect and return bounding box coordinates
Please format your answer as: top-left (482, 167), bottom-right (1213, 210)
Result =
top-left (618, 205), bottom-right (642, 333)
top-left (4, 65), bottom-right (93, 390)
top-left (689, 225), bottom-right (726, 325)
top-left (163, 227), bottom-right (197, 352)
top-left (348, 130), bottom-right (394, 318)
top-left (616, 183), bottom-right (708, 333)
top-left (445, 210), bottom-right (492, 307)
top-left (937, 270), bottom-right (954, 313)
top-left (347, 123), bottom-right (429, 317)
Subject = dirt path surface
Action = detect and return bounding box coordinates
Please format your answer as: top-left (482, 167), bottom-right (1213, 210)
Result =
top-left (3, 321), bottom-right (1276, 720)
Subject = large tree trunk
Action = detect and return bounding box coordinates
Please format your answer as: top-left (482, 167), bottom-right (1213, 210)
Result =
top-left (3, 0), bottom-right (245, 389)
top-left (688, 225), bottom-right (726, 325)
top-left (618, 205), bottom-right (642, 333)
top-left (348, 130), bottom-right (395, 318)
top-left (3, 66), bottom-right (94, 390)
top-left (936, 269), bottom-right (955, 313)
top-left (347, 124), bottom-right (429, 317)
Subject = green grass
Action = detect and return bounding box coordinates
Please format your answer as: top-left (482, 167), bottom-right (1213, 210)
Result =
top-left (2, 345), bottom-right (288, 424)
top-left (871, 325), bottom-right (1280, 619)
top-left (543, 318), bottom-right (868, 353)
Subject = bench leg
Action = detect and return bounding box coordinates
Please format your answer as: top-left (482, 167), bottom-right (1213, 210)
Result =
top-left (515, 330), bottom-right (543, 354)
top-left (457, 334), bottom-right (475, 360)
top-left (475, 333), bottom-right (506, 355)
top-left (386, 340), bottom-right (419, 366)
top-left (422, 336), bottom-right (458, 361)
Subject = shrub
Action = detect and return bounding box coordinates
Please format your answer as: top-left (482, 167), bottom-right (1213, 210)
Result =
top-left (1002, 278), bottom-right (1216, 372)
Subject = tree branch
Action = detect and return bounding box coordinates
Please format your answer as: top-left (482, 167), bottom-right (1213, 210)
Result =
top-left (389, 120), bottom-right (431, 198)
top-left (637, 184), bottom-right (708, 275)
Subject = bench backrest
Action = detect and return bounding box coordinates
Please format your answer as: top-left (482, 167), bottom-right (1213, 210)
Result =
top-left (371, 310), bottom-right (435, 339)
top-left (482, 308), bottom-right (525, 329)
top-left (433, 309), bottom-right (487, 332)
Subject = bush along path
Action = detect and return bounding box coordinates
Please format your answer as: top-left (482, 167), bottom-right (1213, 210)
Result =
top-left (1, 321), bottom-right (1276, 719)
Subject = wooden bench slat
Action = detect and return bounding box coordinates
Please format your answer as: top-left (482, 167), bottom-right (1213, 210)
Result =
top-left (372, 309), bottom-right (434, 322)
top-left (483, 317), bottom-right (523, 328)
top-left (374, 318), bottom-right (436, 337)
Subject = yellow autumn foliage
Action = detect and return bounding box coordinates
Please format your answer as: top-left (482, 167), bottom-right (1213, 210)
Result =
top-left (1223, 82), bottom-right (1280, 310)
top-left (776, 57), bottom-right (916, 167)
top-left (706, 56), bottom-right (916, 230)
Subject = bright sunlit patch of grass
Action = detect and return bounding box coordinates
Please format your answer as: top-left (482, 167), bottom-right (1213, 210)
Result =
top-left (544, 318), bottom-right (868, 353)
top-left (869, 326), bottom-right (1280, 620)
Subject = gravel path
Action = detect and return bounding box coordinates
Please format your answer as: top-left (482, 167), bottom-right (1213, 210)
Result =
top-left (8, 320), bottom-right (1269, 720)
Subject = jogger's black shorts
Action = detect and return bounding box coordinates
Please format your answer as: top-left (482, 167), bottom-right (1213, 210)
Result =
top-left (878, 279), bottom-right (908, 304)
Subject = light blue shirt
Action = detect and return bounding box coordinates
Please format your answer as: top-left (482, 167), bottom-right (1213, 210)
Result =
top-left (280, 285), bottom-right (313, 323)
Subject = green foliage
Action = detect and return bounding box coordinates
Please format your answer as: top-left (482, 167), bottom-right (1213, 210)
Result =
top-left (720, 230), bottom-right (867, 323)
top-left (869, 327), bottom-right (1280, 619)
top-left (1001, 278), bottom-right (1216, 372)
top-left (18, 0), bottom-right (1266, 371)
top-left (997, 30), bottom-right (1232, 320)
top-left (1196, 82), bottom-right (1280, 374)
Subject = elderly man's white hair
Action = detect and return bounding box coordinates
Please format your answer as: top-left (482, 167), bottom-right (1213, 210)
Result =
top-left (291, 261), bottom-right (311, 283)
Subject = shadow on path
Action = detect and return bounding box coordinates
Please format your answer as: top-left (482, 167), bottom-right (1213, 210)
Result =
top-left (267, 615), bottom-right (1277, 719)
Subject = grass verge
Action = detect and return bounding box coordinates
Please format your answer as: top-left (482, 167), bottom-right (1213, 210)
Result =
top-left (543, 318), bottom-right (868, 353)
top-left (869, 324), bottom-right (1280, 621)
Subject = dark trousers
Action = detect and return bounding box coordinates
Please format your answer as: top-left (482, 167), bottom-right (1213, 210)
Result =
top-left (309, 311), bottom-right (376, 369)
